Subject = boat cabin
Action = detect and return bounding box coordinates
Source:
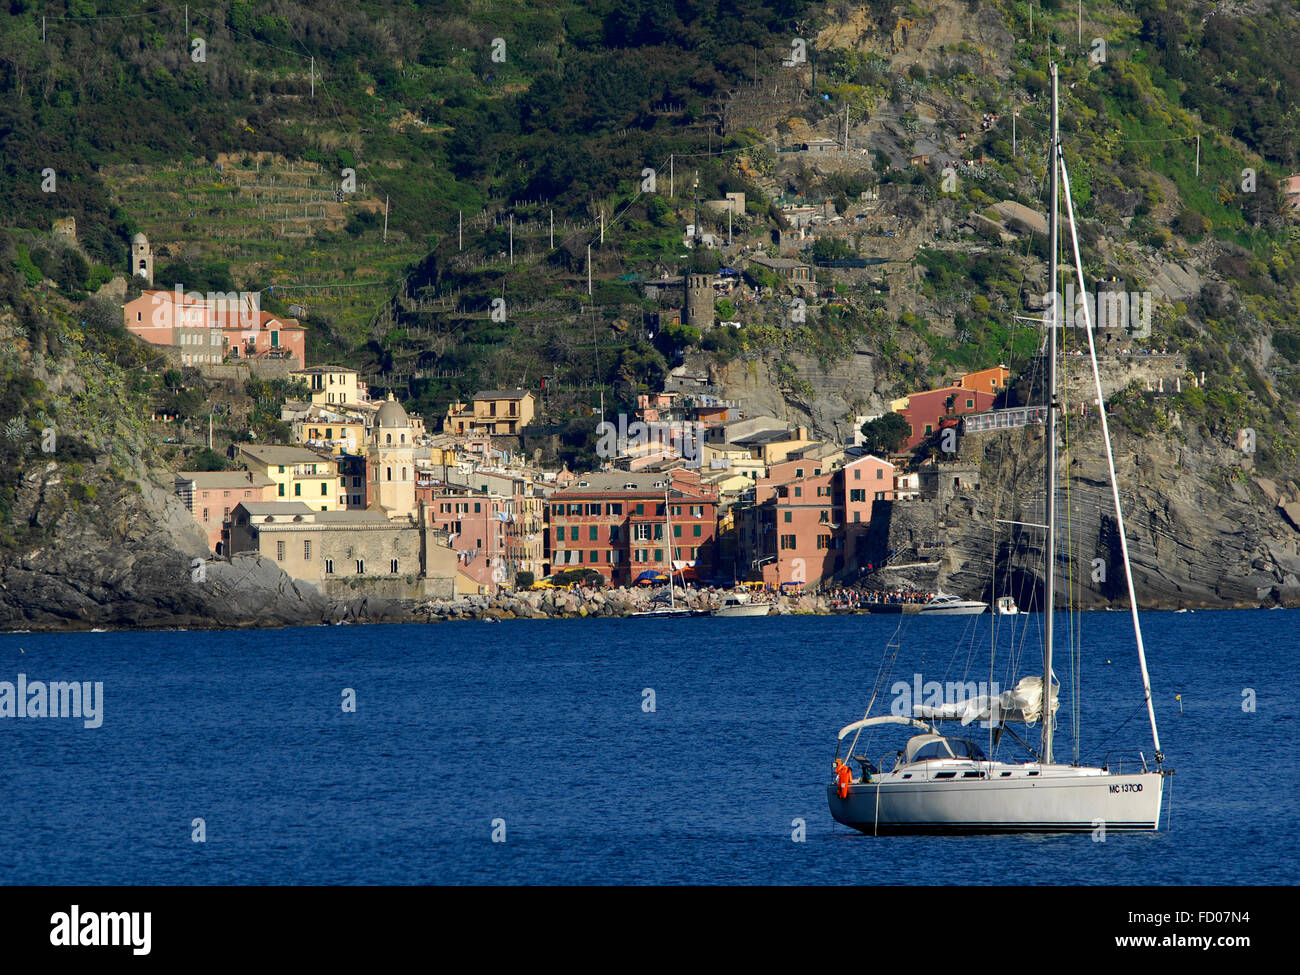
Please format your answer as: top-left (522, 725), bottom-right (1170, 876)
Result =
top-left (904, 734), bottom-right (988, 764)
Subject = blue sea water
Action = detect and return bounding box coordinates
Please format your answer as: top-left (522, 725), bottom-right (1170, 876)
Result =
top-left (0, 610), bottom-right (1295, 885)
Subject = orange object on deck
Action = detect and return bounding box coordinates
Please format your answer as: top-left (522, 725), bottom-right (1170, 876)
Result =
top-left (834, 760), bottom-right (852, 799)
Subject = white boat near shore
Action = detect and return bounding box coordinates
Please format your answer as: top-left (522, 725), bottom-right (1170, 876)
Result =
top-left (917, 591), bottom-right (988, 615)
top-left (712, 593), bottom-right (772, 617)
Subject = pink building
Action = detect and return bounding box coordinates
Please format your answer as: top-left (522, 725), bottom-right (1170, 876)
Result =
top-left (123, 290), bottom-right (306, 368)
top-left (739, 453), bottom-right (895, 587)
top-left (417, 484), bottom-right (509, 591)
top-left (174, 470), bottom-right (276, 553)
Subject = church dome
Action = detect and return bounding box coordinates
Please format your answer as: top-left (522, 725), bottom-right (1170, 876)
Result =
top-left (132, 232), bottom-right (149, 245)
top-left (375, 393), bottom-right (409, 429)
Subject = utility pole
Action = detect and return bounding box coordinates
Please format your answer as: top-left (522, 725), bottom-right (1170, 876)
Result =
top-left (1013, 111), bottom-right (1017, 156)
top-left (509, 213), bottom-right (514, 264)
top-left (1195, 134), bottom-right (1200, 177)
top-left (587, 244), bottom-right (592, 296)
top-left (310, 57), bottom-right (314, 98)
top-left (670, 155), bottom-right (674, 198)
top-left (600, 208), bottom-right (604, 246)
top-left (459, 210), bottom-right (463, 250)
top-left (383, 195), bottom-right (389, 243)
top-left (549, 209), bottom-right (554, 248)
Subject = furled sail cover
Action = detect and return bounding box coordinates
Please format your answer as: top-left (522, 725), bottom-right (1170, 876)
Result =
top-left (913, 676), bottom-right (1060, 726)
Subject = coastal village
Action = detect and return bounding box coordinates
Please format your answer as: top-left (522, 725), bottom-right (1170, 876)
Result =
top-left (50, 77), bottom-right (1208, 621)
top-left (114, 199), bottom-right (1186, 614)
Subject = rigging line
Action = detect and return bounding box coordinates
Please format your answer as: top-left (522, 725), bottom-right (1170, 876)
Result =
top-left (844, 618), bottom-right (907, 762)
top-left (1058, 148), bottom-right (1163, 761)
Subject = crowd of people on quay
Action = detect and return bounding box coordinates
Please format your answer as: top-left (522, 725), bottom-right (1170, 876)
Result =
top-left (826, 588), bottom-right (936, 609)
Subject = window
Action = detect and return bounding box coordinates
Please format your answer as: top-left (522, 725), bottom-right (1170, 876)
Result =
top-left (390, 559), bottom-right (399, 574)
top-left (635, 503), bottom-right (644, 515)
top-left (294, 483), bottom-right (301, 497)
top-left (570, 526), bottom-right (579, 541)
top-left (275, 541), bottom-right (285, 561)
top-left (794, 486), bottom-right (802, 498)
top-left (634, 524), bottom-right (651, 541)
top-left (966, 399), bottom-right (974, 409)
top-left (589, 526), bottom-right (598, 541)
top-left (202, 507), bottom-right (209, 521)
top-left (795, 469), bottom-right (804, 478)
top-left (353, 477), bottom-right (361, 488)
top-left (654, 549), bottom-right (663, 562)
top-left (783, 510), bottom-right (792, 523)
top-left (325, 559), bottom-right (334, 574)
top-left (818, 511), bottom-right (829, 523)
top-left (673, 525), bottom-right (682, 538)
top-left (356, 560), bottom-right (365, 574)
top-left (693, 525), bottom-right (701, 537)
top-left (589, 551), bottom-right (598, 563)
top-left (589, 503), bottom-right (601, 515)
top-left (321, 483), bottom-right (328, 496)
top-left (278, 484), bottom-right (285, 497)
top-left (780, 534), bottom-right (796, 550)
top-left (875, 491), bottom-right (886, 500)
top-left (850, 489), bottom-right (866, 502)
top-left (556, 528), bottom-right (563, 542)
top-left (474, 502), bottom-right (481, 513)
top-left (853, 511), bottom-right (861, 523)
top-left (817, 534), bottom-right (830, 549)
top-left (876, 468), bottom-right (884, 479)
top-left (279, 466), bottom-right (285, 474)
top-left (304, 541), bottom-right (312, 560)
top-left (607, 503), bottom-right (623, 516)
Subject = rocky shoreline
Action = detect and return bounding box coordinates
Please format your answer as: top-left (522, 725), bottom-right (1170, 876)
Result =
top-left (413, 585), bottom-right (815, 621)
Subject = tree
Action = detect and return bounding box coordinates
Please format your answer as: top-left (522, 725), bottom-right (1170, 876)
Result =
top-left (860, 412), bottom-right (910, 455)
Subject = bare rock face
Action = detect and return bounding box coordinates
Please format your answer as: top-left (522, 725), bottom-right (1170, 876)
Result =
top-left (869, 422), bottom-right (1300, 609)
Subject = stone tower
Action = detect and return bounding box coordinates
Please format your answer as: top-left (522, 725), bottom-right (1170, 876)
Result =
top-left (369, 393), bottom-right (416, 519)
top-left (684, 273), bottom-right (714, 330)
top-left (131, 232), bottom-right (153, 285)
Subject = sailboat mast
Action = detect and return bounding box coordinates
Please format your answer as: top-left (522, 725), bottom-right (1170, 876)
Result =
top-left (665, 486), bottom-right (675, 610)
top-left (1043, 63), bottom-right (1060, 766)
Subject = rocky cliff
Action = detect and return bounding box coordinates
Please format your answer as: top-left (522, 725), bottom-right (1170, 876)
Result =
top-left (868, 419), bottom-right (1300, 609)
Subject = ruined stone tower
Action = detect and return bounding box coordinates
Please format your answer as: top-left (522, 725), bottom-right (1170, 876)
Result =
top-left (683, 273), bottom-right (714, 330)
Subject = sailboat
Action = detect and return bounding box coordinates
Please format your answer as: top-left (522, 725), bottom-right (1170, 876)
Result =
top-left (827, 64), bottom-right (1170, 834)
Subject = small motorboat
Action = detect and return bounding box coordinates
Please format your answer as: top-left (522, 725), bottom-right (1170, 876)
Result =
top-left (712, 592), bottom-right (771, 618)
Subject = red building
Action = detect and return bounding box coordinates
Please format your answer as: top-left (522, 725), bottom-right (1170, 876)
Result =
top-left (548, 469), bottom-right (719, 585)
top-left (897, 384), bottom-right (998, 451)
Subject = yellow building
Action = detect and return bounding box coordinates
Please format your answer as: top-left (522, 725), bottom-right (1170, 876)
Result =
top-left (291, 408), bottom-right (368, 456)
top-left (291, 366), bottom-right (370, 408)
top-left (236, 444), bottom-right (339, 511)
top-left (444, 389), bottom-right (535, 436)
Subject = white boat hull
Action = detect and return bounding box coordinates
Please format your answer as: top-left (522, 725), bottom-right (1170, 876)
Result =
top-left (713, 604), bottom-right (771, 617)
top-left (828, 767), bottom-right (1165, 834)
top-left (918, 603), bottom-right (987, 615)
